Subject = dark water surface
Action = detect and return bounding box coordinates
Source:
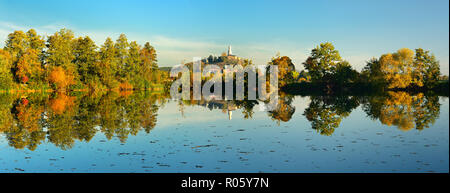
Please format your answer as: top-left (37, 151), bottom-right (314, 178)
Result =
top-left (0, 91), bottom-right (448, 172)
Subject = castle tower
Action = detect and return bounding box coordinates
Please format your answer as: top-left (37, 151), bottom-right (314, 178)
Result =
top-left (227, 45), bottom-right (232, 56)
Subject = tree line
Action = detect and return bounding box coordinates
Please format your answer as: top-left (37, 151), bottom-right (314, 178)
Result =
top-left (0, 28), bottom-right (167, 91)
top-left (270, 42), bottom-right (447, 94)
top-left (1, 29), bottom-right (446, 95)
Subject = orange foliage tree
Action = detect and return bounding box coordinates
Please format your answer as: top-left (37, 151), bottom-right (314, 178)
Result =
top-left (48, 66), bottom-right (75, 90)
top-left (15, 49), bottom-right (43, 84)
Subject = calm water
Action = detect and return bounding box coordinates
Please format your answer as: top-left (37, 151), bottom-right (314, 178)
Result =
top-left (0, 92), bottom-right (448, 173)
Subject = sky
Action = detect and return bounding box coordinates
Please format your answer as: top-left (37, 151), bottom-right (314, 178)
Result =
top-left (0, 0), bottom-right (449, 74)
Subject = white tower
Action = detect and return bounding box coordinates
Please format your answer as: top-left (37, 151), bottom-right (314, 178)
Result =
top-left (227, 45), bottom-right (232, 56)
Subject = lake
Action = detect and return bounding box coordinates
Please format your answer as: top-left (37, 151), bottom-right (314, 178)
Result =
top-left (0, 91), bottom-right (448, 172)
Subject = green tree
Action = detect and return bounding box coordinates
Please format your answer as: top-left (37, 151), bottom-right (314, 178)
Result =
top-left (140, 42), bottom-right (158, 86)
top-left (333, 61), bottom-right (359, 86)
top-left (304, 96), bottom-right (359, 136)
top-left (4, 30), bottom-right (28, 62)
top-left (0, 49), bottom-right (15, 89)
top-left (99, 38), bottom-right (119, 88)
top-left (127, 41), bottom-right (142, 87)
top-left (303, 42), bottom-right (342, 82)
top-left (361, 58), bottom-right (385, 87)
top-left (26, 29), bottom-right (45, 61)
top-left (114, 34), bottom-right (129, 82)
top-left (414, 48), bottom-right (440, 88)
top-left (73, 36), bottom-right (100, 88)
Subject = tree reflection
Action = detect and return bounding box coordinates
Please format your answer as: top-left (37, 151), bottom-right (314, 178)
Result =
top-left (267, 93), bottom-right (296, 124)
top-left (362, 92), bottom-right (440, 131)
top-left (0, 91), bottom-right (167, 150)
top-left (0, 90), bottom-right (443, 150)
top-left (46, 93), bottom-right (78, 149)
top-left (304, 95), bottom-right (359, 135)
top-left (8, 97), bottom-right (46, 150)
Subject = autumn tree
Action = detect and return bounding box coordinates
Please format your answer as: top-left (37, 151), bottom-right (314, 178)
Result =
top-left (4, 29), bottom-right (46, 88)
top-left (268, 55), bottom-right (296, 86)
top-left (373, 48), bottom-right (441, 89)
top-left (0, 49), bottom-right (15, 89)
top-left (46, 29), bottom-right (78, 89)
top-left (378, 48), bottom-right (416, 89)
top-left (361, 48), bottom-right (440, 89)
top-left (48, 66), bottom-right (74, 90)
top-left (15, 49), bottom-right (43, 85)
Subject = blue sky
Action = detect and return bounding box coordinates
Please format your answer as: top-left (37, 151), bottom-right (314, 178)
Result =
top-left (0, 0), bottom-right (448, 74)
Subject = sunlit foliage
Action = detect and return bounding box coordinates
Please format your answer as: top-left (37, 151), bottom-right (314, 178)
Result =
top-left (414, 48), bottom-right (440, 88)
top-left (0, 49), bottom-right (15, 89)
top-left (379, 48), bottom-right (416, 88)
top-left (362, 92), bottom-right (440, 131)
top-left (0, 91), bottom-right (167, 151)
top-left (48, 66), bottom-right (75, 90)
top-left (1, 28), bottom-right (163, 91)
top-left (268, 55), bottom-right (296, 87)
top-left (303, 42), bottom-right (342, 82)
top-left (362, 48), bottom-right (441, 89)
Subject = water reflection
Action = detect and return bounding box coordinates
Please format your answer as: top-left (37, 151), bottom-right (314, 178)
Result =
top-left (0, 91), bottom-right (168, 150)
top-left (0, 91), bottom-right (443, 151)
top-left (304, 95), bottom-right (359, 136)
top-left (267, 92), bottom-right (296, 123)
top-left (362, 92), bottom-right (440, 131)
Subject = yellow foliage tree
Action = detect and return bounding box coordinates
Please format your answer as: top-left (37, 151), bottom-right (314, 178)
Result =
top-left (0, 49), bottom-right (15, 89)
top-left (15, 49), bottom-right (43, 85)
top-left (380, 48), bottom-right (422, 88)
